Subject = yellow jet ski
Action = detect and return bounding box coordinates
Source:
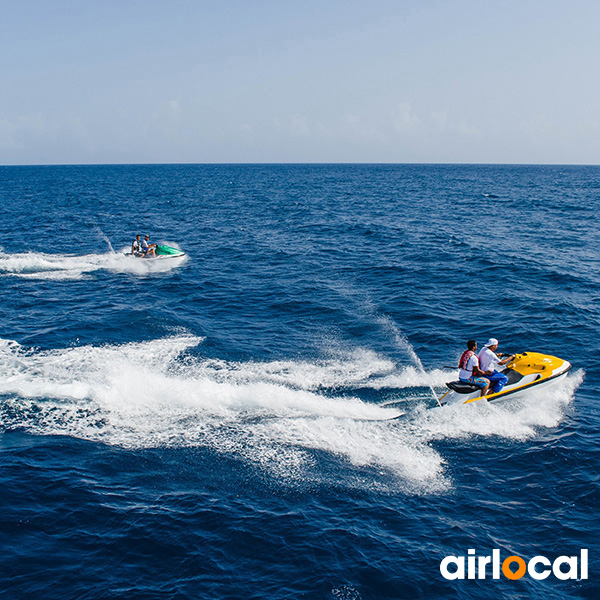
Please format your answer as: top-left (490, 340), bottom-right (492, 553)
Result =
top-left (439, 352), bottom-right (571, 406)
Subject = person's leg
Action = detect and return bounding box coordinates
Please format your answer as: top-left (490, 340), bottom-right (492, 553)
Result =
top-left (480, 378), bottom-right (490, 397)
top-left (471, 376), bottom-right (490, 397)
top-left (488, 370), bottom-right (508, 393)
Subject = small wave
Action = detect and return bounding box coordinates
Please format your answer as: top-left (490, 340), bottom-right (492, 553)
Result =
top-left (0, 249), bottom-right (187, 280)
top-left (0, 336), bottom-right (582, 494)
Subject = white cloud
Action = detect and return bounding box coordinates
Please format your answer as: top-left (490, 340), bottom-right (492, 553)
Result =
top-left (391, 102), bottom-right (421, 134)
top-left (454, 117), bottom-right (481, 139)
top-left (339, 113), bottom-right (384, 142)
top-left (289, 115), bottom-right (310, 137)
top-left (430, 110), bottom-right (449, 132)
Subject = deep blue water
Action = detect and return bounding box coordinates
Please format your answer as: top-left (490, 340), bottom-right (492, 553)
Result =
top-left (0, 164), bottom-right (598, 599)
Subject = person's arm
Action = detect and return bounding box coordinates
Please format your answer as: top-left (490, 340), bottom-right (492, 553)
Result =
top-left (470, 356), bottom-right (487, 377)
top-left (473, 364), bottom-right (487, 376)
top-left (498, 354), bottom-right (515, 365)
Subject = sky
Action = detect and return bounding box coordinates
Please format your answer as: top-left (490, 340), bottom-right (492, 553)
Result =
top-left (1, 0), bottom-right (599, 165)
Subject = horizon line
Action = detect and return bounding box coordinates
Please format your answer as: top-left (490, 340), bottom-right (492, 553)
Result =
top-left (1, 161), bottom-right (599, 168)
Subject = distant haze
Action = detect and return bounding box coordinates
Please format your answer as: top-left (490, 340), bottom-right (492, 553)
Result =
top-left (1, 0), bottom-right (599, 165)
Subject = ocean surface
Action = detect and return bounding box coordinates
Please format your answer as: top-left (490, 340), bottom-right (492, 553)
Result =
top-left (0, 164), bottom-right (597, 599)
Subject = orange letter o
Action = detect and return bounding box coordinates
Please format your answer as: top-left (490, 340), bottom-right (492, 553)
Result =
top-left (502, 556), bottom-right (527, 580)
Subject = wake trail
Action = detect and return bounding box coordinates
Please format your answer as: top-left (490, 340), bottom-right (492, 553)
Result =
top-left (0, 249), bottom-right (186, 280)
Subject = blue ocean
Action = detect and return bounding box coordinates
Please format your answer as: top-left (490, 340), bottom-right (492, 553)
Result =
top-left (0, 164), bottom-right (597, 599)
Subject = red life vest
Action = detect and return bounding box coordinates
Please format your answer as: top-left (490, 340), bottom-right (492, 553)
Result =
top-left (458, 349), bottom-right (474, 370)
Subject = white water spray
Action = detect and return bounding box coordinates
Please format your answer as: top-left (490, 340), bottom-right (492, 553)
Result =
top-left (377, 315), bottom-right (442, 406)
top-left (94, 227), bottom-right (115, 253)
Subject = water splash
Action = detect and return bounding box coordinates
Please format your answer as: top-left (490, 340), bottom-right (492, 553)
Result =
top-left (93, 227), bottom-right (115, 253)
top-left (377, 315), bottom-right (442, 406)
top-left (321, 281), bottom-right (443, 405)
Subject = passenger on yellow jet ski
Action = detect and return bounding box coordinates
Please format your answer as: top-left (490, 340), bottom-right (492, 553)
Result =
top-left (458, 339), bottom-right (490, 396)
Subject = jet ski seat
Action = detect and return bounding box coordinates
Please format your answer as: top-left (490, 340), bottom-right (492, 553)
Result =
top-left (446, 368), bottom-right (535, 395)
top-left (445, 381), bottom-right (480, 394)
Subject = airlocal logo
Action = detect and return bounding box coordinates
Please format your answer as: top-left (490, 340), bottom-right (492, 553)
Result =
top-left (440, 549), bottom-right (588, 581)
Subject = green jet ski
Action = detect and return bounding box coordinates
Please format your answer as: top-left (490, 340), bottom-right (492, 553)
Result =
top-left (127, 244), bottom-right (186, 259)
top-left (154, 244), bottom-right (185, 258)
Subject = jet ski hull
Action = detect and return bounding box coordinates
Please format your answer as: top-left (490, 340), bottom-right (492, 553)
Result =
top-left (125, 244), bottom-right (185, 259)
top-left (440, 352), bottom-right (572, 406)
top-left (155, 244), bottom-right (185, 257)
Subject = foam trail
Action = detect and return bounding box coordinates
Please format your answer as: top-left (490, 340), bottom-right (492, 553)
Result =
top-left (193, 350), bottom-right (454, 392)
top-left (0, 336), bottom-right (582, 494)
top-left (0, 336), bottom-right (442, 492)
top-left (0, 250), bottom-right (186, 280)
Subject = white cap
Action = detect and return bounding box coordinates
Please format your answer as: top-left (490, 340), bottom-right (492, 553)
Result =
top-left (485, 338), bottom-right (499, 347)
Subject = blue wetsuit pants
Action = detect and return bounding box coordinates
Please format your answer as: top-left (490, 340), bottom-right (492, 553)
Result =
top-left (487, 370), bottom-right (508, 394)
